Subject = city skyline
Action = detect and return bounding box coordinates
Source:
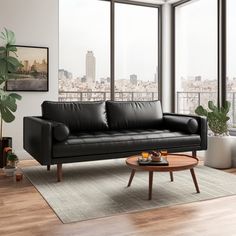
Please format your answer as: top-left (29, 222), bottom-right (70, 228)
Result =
top-left (59, 50), bottom-right (158, 84)
top-left (59, 0), bottom-right (158, 82)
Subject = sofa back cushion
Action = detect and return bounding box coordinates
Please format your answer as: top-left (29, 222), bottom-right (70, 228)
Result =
top-left (42, 101), bottom-right (108, 132)
top-left (106, 100), bottom-right (163, 130)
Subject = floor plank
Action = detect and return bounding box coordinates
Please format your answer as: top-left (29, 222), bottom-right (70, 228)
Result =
top-left (1, 160), bottom-right (236, 236)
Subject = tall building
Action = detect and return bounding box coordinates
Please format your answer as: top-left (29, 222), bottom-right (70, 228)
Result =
top-left (86, 51), bottom-right (96, 85)
top-left (130, 74), bottom-right (137, 86)
top-left (23, 60), bottom-right (29, 72)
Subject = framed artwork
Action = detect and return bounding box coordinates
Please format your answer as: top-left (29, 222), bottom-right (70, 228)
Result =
top-left (7, 45), bottom-right (49, 91)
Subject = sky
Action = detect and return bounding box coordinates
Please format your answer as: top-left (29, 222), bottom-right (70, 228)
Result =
top-left (176, 0), bottom-right (236, 85)
top-left (59, 0), bottom-right (158, 81)
top-left (59, 0), bottom-right (236, 83)
top-left (13, 47), bottom-right (47, 65)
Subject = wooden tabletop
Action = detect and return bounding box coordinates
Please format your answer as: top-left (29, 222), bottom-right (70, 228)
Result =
top-left (126, 154), bottom-right (199, 172)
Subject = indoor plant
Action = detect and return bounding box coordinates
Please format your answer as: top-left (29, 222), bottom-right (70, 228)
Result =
top-left (4, 151), bottom-right (19, 176)
top-left (195, 101), bottom-right (233, 168)
top-left (0, 28), bottom-right (22, 167)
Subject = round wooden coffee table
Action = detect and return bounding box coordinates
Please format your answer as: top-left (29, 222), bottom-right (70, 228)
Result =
top-left (126, 153), bottom-right (200, 200)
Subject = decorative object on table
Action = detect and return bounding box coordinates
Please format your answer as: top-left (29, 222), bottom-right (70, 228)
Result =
top-left (150, 150), bottom-right (161, 162)
top-left (3, 150), bottom-right (18, 176)
top-left (160, 150), bottom-right (168, 160)
top-left (6, 151), bottom-right (18, 167)
top-left (0, 138), bottom-right (12, 168)
top-left (6, 45), bottom-right (49, 91)
top-left (0, 28), bottom-right (22, 168)
top-left (138, 151), bottom-right (169, 166)
top-left (15, 170), bottom-right (23, 181)
top-left (2, 146), bottom-right (12, 167)
top-left (138, 158), bottom-right (169, 166)
top-left (141, 152), bottom-right (150, 160)
top-left (195, 100), bottom-right (233, 169)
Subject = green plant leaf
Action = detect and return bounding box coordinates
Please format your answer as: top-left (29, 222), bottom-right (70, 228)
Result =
top-left (0, 91), bottom-right (21, 122)
top-left (208, 101), bottom-right (217, 111)
top-left (0, 58), bottom-right (7, 74)
top-left (0, 47), bottom-right (6, 53)
top-left (4, 97), bottom-right (17, 112)
top-left (0, 31), bottom-right (6, 41)
top-left (0, 106), bottom-right (15, 123)
top-left (223, 101), bottom-right (231, 114)
top-left (0, 29), bottom-right (21, 124)
top-left (7, 56), bottom-right (22, 67)
top-left (7, 63), bottom-right (18, 73)
top-left (4, 28), bottom-right (15, 45)
top-left (195, 105), bottom-right (208, 117)
top-left (6, 45), bottom-right (17, 52)
top-left (0, 75), bottom-right (6, 85)
top-left (9, 93), bottom-right (21, 100)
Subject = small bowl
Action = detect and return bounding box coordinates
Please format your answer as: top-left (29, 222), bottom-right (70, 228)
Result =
top-left (151, 154), bottom-right (162, 162)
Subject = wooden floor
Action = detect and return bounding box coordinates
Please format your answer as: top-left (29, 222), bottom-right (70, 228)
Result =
top-left (1, 160), bottom-right (236, 236)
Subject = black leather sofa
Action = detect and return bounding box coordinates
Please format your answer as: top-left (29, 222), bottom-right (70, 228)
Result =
top-left (23, 100), bottom-right (207, 181)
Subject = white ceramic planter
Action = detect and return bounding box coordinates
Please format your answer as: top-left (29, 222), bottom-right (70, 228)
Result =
top-left (205, 136), bottom-right (233, 169)
top-left (230, 136), bottom-right (236, 167)
top-left (3, 167), bottom-right (16, 176)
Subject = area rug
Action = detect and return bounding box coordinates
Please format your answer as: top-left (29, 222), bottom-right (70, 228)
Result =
top-left (22, 159), bottom-right (236, 223)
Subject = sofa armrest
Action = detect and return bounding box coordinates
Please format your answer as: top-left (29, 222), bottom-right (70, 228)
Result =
top-left (163, 113), bottom-right (208, 150)
top-left (23, 116), bottom-right (53, 165)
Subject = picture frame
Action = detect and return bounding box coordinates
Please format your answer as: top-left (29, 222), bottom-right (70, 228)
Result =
top-left (6, 45), bottom-right (49, 92)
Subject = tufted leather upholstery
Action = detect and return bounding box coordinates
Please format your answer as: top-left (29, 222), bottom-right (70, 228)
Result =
top-left (53, 129), bottom-right (201, 158)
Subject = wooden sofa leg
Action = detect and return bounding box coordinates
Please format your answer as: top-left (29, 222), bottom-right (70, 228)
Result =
top-left (192, 150), bottom-right (197, 158)
top-left (47, 165), bottom-right (50, 171)
top-left (57, 164), bottom-right (62, 182)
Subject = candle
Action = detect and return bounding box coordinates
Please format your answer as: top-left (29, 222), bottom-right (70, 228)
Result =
top-left (15, 172), bottom-right (23, 182)
top-left (141, 152), bottom-right (149, 159)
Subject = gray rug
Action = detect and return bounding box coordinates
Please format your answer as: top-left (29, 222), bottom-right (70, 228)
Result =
top-left (22, 159), bottom-right (236, 223)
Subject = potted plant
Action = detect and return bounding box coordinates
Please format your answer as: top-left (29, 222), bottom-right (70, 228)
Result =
top-left (0, 28), bottom-right (22, 168)
top-left (4, 151), bottom-right (19, 176)
top-left (195, 100), bottom-right (233, 169)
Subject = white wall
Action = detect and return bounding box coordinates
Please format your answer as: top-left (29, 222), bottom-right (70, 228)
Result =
top-left (0, 0), bottom-right (58, 158)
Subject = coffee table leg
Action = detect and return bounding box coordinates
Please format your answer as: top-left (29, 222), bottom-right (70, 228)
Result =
top-left (170, 171), bottom-right (174, 182)
top-left (127, 169), bottom-right (136, 187)
top-left (149, 171), bottom-right (153, 200)
top-left (190, 168), bottom-right (200, 193)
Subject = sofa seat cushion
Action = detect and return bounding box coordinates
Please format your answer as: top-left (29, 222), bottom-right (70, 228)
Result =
top-left (52, 129), bottom-right (201, 158)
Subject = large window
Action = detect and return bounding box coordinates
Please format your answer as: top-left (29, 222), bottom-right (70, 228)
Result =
top-left (59, 0), bottom-right (160, 102)
top-left (59, 0), bottom-right (110, 101)
top-left (227, 0), bottom-right (236, 125)
top-left (175, 0), bottom-right (218, 114)
top-left (115, 3), bottom-right (159, 101)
